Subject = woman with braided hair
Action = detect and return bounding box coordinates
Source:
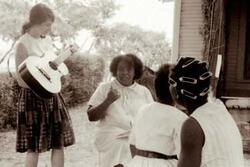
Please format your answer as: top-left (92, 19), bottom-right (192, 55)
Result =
top-left (169, 57), bottom-right (244, 167)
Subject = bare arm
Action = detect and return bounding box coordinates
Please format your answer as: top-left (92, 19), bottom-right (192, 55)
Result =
top-left (177, 117), bottom-right (205, 167)
top-left (87, 99), bottom-right (113, 121)
top-left (87, 87), bottom-right (119, 121)
top-left (15, 43), bottom-right (28, 67)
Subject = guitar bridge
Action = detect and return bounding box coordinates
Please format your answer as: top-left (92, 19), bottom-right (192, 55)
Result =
top-left (36, 67), bottom-right (52, 82)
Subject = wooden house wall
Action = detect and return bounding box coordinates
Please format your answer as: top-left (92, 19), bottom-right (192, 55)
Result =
top-left (179, 0), bottom-right (203, 59)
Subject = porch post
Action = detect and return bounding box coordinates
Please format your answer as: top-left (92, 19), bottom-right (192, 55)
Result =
top-left (172, 0), bottom-right (182, 63)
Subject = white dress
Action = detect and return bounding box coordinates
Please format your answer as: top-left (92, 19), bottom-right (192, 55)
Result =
top-left (127, 102), bottom-right (188, 167)
top-left (191, 99), bottom-right (244, 167)
top-left (88, 79), bottom-right (154, 167)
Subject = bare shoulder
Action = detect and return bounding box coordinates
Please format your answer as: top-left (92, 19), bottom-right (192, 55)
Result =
top-left (15, 42), bottom-right (28, 66)
top-left (181, 117), bottom-right (205, 148)
top-left (16, 42), bottom-right (27, 55)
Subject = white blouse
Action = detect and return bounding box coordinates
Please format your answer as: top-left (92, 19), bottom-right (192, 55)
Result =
top-left (15, 33), bottom-right (54, 88)
top-left (191, 99), bottom-right (244, 167)
top-left (130, 102), bottom-right (188, 156)
top-left (88, 79), bottom-right (154, 150)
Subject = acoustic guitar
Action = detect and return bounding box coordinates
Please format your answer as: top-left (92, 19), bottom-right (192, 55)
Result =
top-left (18, 46), bottom-right (78, 99)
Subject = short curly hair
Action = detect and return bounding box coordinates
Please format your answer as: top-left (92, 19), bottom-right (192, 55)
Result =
top-left (110, 53), bottom-right (143, 80)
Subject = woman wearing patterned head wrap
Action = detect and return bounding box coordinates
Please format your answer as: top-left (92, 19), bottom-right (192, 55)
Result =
top-left (169, 57), bottom-right (244, 167)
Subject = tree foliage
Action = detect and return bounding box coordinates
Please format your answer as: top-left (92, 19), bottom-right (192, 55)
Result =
top-left (0, 0), bottom-right (118, 41)
top-left (94, 23), bottom-right (171, 69)
top-left (0, 0), bottom-right (171, 70)
top-left (62, 53), bottom-right (105, 108)
top-left (0, 0), bottom-right (118, 70)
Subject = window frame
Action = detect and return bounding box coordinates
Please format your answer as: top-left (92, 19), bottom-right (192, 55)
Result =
top-left (237, 0), bottom-right (250, 82)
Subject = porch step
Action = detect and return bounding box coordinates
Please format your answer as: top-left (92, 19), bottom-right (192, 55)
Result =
top-left (222, 98), bottom-right (250, 152)
top-left (237, 122), bottom-right (250, 153)
top-left (222, 97), bottom-right (250, 109)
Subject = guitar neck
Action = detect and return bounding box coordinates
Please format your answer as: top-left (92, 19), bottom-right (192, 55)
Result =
top-left (53, 49), bottom-right (72, 66)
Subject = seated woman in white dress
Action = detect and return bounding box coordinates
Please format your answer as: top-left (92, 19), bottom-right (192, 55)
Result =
top-left (87, 53), bottom-right (154, 167)
top-left (127, 64), bottom-right (188, 167)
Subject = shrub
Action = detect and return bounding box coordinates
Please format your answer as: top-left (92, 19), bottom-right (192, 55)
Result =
top-left (62, 54), bottom-right (105, 108)
top-left (0, 74), bottom-right (18, 130)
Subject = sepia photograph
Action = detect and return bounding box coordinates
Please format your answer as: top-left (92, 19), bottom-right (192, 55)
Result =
top-left (0, 0), bottom-right (249, 166)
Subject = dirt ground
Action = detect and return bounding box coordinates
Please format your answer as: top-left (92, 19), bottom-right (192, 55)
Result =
top-left (0, 105), bottom-right (249, 167)
top-left (0, 105), bottom-right (98, 167)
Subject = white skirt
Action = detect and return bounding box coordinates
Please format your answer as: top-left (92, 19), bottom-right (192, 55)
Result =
top-left (126, 156), bottom-right (177, 167)
top-left (97, 137), bottom-right (131, 167)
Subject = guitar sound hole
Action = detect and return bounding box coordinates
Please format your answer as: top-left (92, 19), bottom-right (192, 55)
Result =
top-left (36, 67), bottom-right (51, 82)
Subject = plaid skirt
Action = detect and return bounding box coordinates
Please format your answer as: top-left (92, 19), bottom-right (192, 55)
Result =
top-left (16, 88), bottom-right (75, 153)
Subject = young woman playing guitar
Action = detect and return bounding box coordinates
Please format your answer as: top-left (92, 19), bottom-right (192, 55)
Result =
top-left (15, 3), bottom-right (76, 167)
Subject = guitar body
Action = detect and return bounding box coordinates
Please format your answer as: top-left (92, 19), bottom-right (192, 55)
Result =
top-left (18, 51), bottom-right (69, 99)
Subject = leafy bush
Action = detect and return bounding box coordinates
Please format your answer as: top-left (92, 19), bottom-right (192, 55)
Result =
top-left (0, 74), bottom-right (19, 131)
top-left (61, 54), bottom-right (105, 108)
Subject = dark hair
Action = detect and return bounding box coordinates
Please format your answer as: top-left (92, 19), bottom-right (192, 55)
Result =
top-left (154, 64), bottom-right (173, 105)
top-left (169, 57), bottom-right (212, 105)
top-left (110, 53), bottom-right (143, 80)
top-left (22, 3), bottom-right (55, 34)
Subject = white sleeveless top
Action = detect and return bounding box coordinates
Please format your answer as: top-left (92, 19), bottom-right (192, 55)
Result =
top-left (191, 99), bottom-right (244, 167)
top-left (15, 33), bottom-right (53, 88)
top-left (130, 102), bottom-right (188, 156)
